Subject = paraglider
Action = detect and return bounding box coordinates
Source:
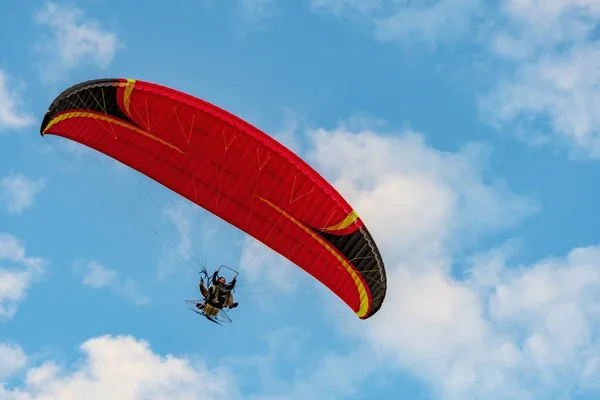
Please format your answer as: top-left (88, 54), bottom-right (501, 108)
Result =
top-left (40, 78), bottom-right (387, 321)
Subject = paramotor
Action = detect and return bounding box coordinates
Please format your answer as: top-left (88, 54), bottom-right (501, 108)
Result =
top-left (40, 78), bottom-right (387, 320)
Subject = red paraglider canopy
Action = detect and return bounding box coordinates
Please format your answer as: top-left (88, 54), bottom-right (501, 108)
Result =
top-left (40, 78), bottom-right (386, 319)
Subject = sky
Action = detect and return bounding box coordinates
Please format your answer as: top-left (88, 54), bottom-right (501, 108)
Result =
top-left (2, 0), bottom-right (600, 399)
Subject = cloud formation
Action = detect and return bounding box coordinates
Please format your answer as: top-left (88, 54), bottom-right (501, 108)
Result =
top-left (482, 1), bottom-right (600, 157)
top-left (0, 342), bottom-right (27, 381)
top-left (0, 174), bottom-right (45, 215)
top-left (0, 335), bottom-right (239, 400)
top-left (0, 234), bottom-right (47, 321)
top-left (289, 124), bottom-right (600, 399)
top-left (33, 1), bottom-right (122, 81)
top-left (310, 0), bottom-right (600, 158)
top-left (74, 260), bottom-right (150, 306)
top-left (236, 0), bottom-right (277, 24)
top-left (0, 71), bottom-right (35, 130)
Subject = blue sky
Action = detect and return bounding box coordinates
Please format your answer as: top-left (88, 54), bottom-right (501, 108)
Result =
top-left (2, 0), bottom-right (600, 399)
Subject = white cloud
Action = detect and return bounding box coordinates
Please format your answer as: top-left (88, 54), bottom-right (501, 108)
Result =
top-left (478, 0), bottom-right (600, 157)
top-left (309, 0), bottom-right (383, 18)
top-left (373, 0), bottom-right (483, 45)
top-left (0, 343), bottom-right (27, 381)
top-left (483, 41), bottom-right (600, 157)
top-left (309, 0), bottom-right (600, 157)
top-left (237, 236), bottom-right (301, 293)
top-left (0, 71), bottom-right (35, 130)
top-left (290, 124), bottom-right (600, 399)
top-left (81, 261), bottom-right (117, 288)
top-left (0, 174), bottom-right (45, 215)
top-left (362, 0), bottom-right (600, 158)
top-left (112, 278), bottom-right (151, 306)
top-left (75, 260), bottom-right (150, 306)
top-left (215, 327), bottom-right (379, 400)
top-left (33, 1), bottom-right (122, 81)
top-left (0, 335), bottom-right (240, 400)
top-left (489, 0), bottom-right (600, 61)
top-left (310, 0), bottom-right (483, 44)
top-left (247, 346), bottom-right (381, 400)
top-left (236, 0), bottom-right (277, 24)
top-left (0, 234), bottom-right (46, 320)
top-left (500, 0), bottom-right (600, 29)
top-left (364, 244), bottom-right (600, 400)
